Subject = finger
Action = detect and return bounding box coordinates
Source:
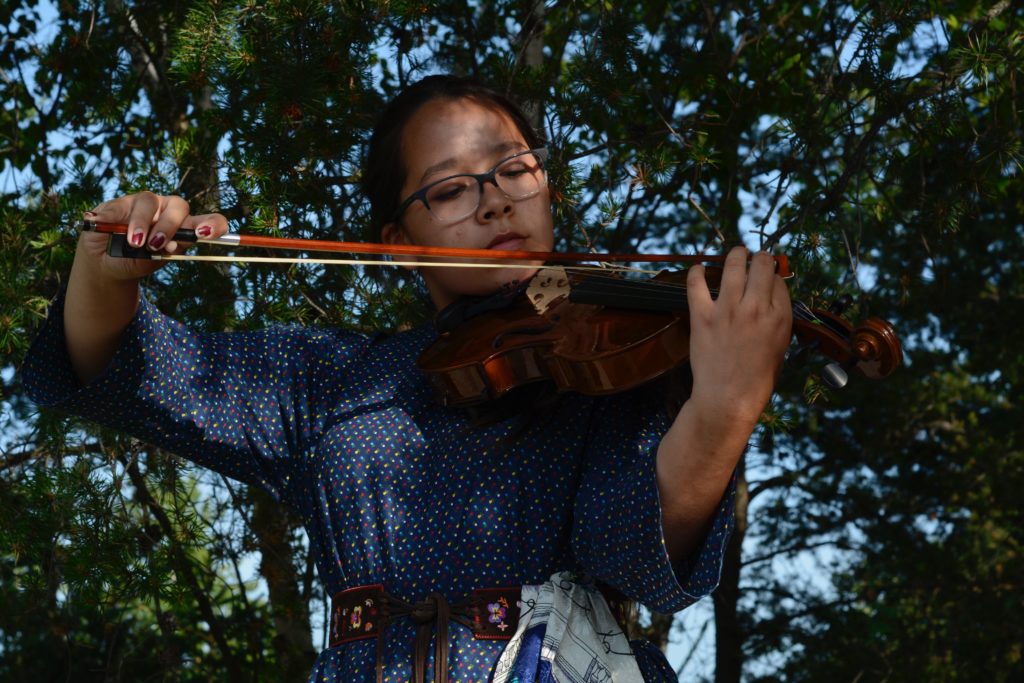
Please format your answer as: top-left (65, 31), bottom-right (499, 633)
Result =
top-left (772, 281), bottom-right (793, 382)
top-left (86, 196), bottom-right (136, 224)
top-left (167, 213), bottom-right (231, 254)
top-left (745, 251), bottom-right (776, 303)
top-left (771, 270), bottom-right (792, 319)
top-left (686, 263), bottom-right (713, 318)
top-left (182, 212), bottom-right (230, 239)
top-left (717, 246), bottom-right (748, 306)
top-left (124, 192), bottom-right (162, 248)
top-left (147, 195), bottom-right (191, 252)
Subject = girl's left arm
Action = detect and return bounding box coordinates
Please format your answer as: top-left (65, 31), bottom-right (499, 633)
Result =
top-left (655, 247), bottom-right (792, 565)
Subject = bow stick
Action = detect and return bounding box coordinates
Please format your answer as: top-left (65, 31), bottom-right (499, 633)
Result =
top-left (83, 220), bottom-right (793, 277)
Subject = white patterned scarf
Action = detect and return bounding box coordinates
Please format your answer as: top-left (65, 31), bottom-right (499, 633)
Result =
top-left (491, 572), bottom-right (644, 683)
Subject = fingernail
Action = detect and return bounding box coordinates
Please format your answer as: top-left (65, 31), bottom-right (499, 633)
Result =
top-left (130, 231), bottom-right (145, 247)
top-left (196, 225), bottom-right (212, 238)
top-left (148, 233), bottom-right (166, 251)
top-left (84, 211), bottom-right (97, 218)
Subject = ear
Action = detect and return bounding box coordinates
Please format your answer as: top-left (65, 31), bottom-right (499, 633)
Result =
top-left (380, 222), bottom-right (418, 271)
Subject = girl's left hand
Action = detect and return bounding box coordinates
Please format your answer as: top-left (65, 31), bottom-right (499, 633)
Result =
top-left (685, 246), bottom-right (792, 429)
top-left (655, 246), bottom-right (791, 562)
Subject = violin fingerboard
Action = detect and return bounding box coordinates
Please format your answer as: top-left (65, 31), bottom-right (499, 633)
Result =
top-left (569, 277), bottom-right (688, 311)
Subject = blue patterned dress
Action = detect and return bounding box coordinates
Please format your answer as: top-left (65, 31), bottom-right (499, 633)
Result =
top-left (23, 292), bottom-right (734, 682)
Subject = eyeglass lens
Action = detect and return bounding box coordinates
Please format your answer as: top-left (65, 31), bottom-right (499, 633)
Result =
top-left (424, 152), bottom-right (545, 223)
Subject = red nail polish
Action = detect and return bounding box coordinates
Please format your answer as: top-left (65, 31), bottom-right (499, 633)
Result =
top-left (196, 225), bottom-right (212, 238)
top-left (148, 233), bottom-right (166, 250)
top-left (131, 232), bottom-right (145, 247)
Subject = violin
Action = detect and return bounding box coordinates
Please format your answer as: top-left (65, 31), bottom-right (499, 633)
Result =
top-left (417, 267), bottom-right (902, 407)
top-left (82, 220), bottom-right (901, 404)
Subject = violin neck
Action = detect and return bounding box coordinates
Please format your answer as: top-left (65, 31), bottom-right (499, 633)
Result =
top-left (568, 274), bottom-right (690, 311)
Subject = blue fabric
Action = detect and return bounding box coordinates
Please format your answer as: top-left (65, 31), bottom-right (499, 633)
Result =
top-left (632, 639), bottom-right (679, 681)
top-left (22, 292), bottom-right (735, 682)
top-left (501, 623), bottom-right (547, 683)
top-left (537, 660), bottom-right (556, 683)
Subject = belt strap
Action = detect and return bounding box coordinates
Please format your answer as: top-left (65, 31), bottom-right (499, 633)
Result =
top-left (329, 584), bottom-right (521, 683)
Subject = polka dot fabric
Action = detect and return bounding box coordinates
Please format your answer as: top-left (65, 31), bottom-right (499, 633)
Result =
top-left (23, 293), bottom-right (735, 683)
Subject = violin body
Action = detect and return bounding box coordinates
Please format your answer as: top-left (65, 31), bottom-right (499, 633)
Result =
top-left (418, 267), bottom-right (903, 407)
top-left (417, 270), bottom-right (694, 406)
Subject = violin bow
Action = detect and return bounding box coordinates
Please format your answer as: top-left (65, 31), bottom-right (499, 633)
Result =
top-left (83, 220), bottom-right (793, 277)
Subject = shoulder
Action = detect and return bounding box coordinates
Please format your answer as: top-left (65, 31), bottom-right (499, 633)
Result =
top-left (361, 324), bottom-right (439, 394)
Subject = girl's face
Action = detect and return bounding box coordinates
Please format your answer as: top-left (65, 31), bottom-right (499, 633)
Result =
top-left (381, 97), bottom-right (555, 311)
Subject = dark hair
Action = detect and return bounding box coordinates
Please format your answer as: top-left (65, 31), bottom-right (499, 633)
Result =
top-left (363, 74), bottom-right (545, 237)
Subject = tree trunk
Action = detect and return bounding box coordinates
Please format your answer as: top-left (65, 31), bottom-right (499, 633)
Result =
top-left (519, 0), bottom-right (545, 131)
top-left (714, 460), bottom-right (747, 683)
top-left (250, 487), bottom-right (317, 682)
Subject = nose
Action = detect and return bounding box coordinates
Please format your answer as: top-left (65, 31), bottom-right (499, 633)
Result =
top-left (476, 176), bottom-right (513, 221)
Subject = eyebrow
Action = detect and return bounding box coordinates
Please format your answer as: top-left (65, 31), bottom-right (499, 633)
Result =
top-left (418, 141), bottom-right (528, 184)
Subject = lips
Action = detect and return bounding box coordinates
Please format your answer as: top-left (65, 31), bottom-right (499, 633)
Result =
top-left (487, 233), bottom-right (527, 250)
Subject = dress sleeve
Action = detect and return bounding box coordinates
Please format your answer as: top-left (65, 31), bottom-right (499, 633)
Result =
top-left (571, 389), bottom-right (736, 614)
top-left (20, 289), bottom-right (370, 502)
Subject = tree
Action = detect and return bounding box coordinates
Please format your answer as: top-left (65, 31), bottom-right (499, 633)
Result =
top-left (2, 1), bottom-right (1021, 681)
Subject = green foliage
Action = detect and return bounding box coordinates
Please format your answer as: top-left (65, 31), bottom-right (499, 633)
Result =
top-left (2, 0), bottom-right (1022, 681)
top-left (0, 436), bottom-right (278, 680)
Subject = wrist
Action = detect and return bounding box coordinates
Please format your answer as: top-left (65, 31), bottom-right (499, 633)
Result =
top-left (684, 387), bottom-right (766, 435)
top-left (658, 394), bottom-right (759, 484)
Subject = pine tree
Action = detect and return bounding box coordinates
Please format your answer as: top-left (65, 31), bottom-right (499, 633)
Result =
top-left (2, 1), bottom-right (1022, 681)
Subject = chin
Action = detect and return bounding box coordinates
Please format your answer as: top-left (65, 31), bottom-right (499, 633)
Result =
top-left (491, 265), bottom-right (539, 290)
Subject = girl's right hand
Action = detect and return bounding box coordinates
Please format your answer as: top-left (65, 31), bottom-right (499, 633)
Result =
top-left (80, 192), bottom-right (230, 281)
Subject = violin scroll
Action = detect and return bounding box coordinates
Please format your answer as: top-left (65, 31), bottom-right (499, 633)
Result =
top-left (791, 303), bottom-right (902, 389)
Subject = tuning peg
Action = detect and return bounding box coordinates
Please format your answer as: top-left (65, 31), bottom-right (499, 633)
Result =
top-left (821, 362), bottom-right (849, 389)
top-left (821, 354), bottom-right (864, 389)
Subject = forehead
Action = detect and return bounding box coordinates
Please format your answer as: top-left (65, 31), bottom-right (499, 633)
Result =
top-left (399, 97), bottom-right (528, 181)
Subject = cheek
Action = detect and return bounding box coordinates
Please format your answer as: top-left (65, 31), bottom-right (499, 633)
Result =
top-left (532, 203), bottom-right (555, 247)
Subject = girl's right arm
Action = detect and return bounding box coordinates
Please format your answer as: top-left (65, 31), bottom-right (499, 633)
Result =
top-left (30, 195), bottom-right (369, 498)
top-left (65, 192), bottom-right (229, 384)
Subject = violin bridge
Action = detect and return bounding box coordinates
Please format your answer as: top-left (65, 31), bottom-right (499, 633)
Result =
top-left (526, 267), bottom-right (570, 314)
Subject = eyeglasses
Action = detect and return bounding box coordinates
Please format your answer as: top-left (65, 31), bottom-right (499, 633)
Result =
top-left (392, 148), bottom-right (549, 224)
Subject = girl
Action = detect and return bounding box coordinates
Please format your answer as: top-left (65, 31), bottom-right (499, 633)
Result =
top-left (24, 75), bottom-right (792, 682)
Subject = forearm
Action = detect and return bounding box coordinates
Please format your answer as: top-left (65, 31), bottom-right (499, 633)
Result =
top-left (655, 249), bottom-right (791, 565)
top-left (64, 238), bottom-right (141, 385)
top-left (655, 396), bottom-right (756, 564)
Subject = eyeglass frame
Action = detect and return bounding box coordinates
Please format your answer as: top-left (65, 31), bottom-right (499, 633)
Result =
top-left (390, 147), bottom-right (550, 224)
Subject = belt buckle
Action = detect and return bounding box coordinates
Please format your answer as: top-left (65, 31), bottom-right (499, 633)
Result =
top-left (329, 584), bottom-right (385, 648)
top-left (471, 587), bottom-right (521, 641)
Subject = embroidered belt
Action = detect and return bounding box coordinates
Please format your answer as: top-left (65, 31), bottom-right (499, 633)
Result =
top-left (329, 584), bottom-right (521, 683)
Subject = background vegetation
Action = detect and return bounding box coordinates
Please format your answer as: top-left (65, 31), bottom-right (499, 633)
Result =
top-left (2, 1), bottom-right (1021, 681)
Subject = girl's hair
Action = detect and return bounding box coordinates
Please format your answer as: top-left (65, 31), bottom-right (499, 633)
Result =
top-left (363, 74), bottom-right (545, 237)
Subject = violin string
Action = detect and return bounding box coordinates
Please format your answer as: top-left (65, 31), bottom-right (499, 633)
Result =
top-left (564, 269), bottom-right (822, 323)
top-left (561, 264), bottom-right (664, 276)
top-left (145, 253), bottom-right (821, 323)
top-left (565, 270), bottom-right (718, 304)
top-left (574, 271), bottom-right (709, 298)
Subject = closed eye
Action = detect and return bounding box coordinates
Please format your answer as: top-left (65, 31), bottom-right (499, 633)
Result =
top-left (427, 179), bottom-right (473, 203)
